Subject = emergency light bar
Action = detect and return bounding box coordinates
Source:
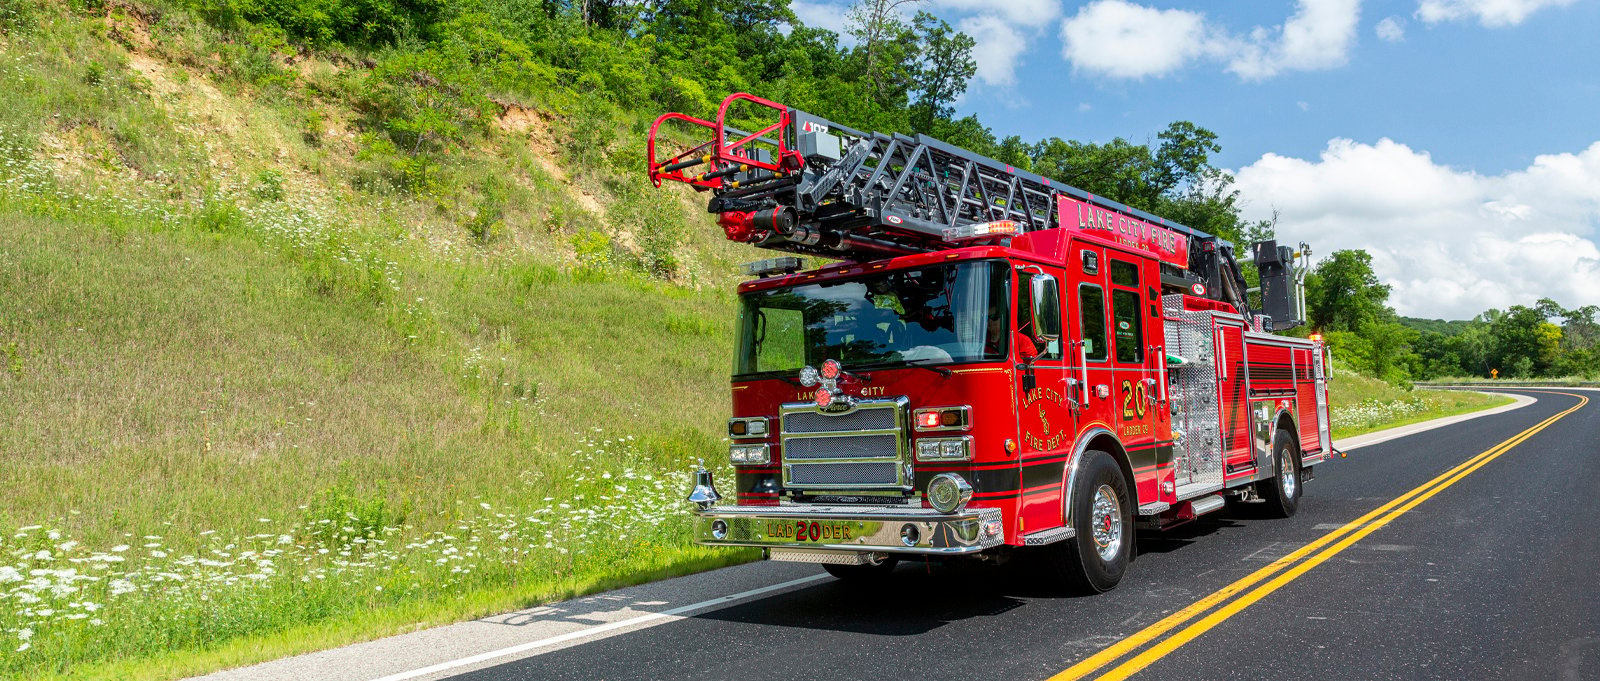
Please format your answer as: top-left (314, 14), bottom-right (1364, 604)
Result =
top-left (741, 256), bottom-right (804, 277)
top-left (942, 220), bottom-right (1018, 243)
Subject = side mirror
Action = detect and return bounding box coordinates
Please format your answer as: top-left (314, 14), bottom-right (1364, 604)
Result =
top-left (1029, 274), bottom-right (1061, 345)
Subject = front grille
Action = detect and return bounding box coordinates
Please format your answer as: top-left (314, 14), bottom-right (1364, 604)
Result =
top-left (780, 398), bottom-right (908, 490)
top-left (787, 462), bottom-right (900, 486)
top-left (784, 408), bottom-right (897, 433)
top-left (783, 433), bottom-right (898, 460)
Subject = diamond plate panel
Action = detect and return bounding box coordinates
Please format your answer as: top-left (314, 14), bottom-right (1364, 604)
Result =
top-left (1163, 295), bottom-right (1223, 492)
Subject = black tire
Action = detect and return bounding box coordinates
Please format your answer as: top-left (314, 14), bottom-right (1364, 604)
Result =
top-left (1043, 449), bottom-right (1132, 594)
top-left (1258, 429), bottom-right (1302, 518)
top-left (822, 557), bottom-right (899, 581)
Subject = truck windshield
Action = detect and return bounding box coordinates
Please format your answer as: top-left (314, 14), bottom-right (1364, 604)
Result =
top-left (735, 261), bottom-right (1010, 377)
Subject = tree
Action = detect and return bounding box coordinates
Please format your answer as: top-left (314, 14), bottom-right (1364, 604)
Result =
top-left (906, 11), bottom-right (975, 133)
top-left (1488, 305), bottom-right (1561, 377)
top-left (1304, 250), bottom-right (1391, 334)
top-left (846, 0), bottom-right (922, 107)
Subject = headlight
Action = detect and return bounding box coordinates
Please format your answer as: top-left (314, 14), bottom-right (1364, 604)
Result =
top-left (914, 436), bottom-right (973, 461)
top-left (926, 473), bottom-right (973, 514)
top-left (728, 443), bottom-right (770, 465)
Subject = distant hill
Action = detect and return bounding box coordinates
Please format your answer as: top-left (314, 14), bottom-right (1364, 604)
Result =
top-left (1399, 316), bottom-right (1479, 336)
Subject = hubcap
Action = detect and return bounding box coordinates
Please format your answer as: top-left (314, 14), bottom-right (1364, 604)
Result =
top-left (1090, 484), bottom-right (1123, 562)
top-left (1280, 450), bottom-right (1297, 498)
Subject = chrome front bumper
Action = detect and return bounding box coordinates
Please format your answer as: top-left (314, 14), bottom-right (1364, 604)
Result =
top-left (693, 504), bottom-right (1006, 556)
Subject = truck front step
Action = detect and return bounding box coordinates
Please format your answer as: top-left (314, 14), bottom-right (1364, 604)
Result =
top-left (768, 548), bottom-right (888, 565)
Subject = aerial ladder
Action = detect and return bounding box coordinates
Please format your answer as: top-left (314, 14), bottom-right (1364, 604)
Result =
top-left (646, 93), bottom-right (1282, 323)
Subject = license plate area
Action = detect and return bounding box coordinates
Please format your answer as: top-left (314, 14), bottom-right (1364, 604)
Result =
top-left (762, 519), bottom-right (864, 544)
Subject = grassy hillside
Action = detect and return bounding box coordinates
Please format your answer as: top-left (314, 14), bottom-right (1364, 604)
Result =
top-left (0, 3), bottom-right (766, 678)
top-left (0, 3), bottom-right (1512, 679)
top-left (1324, 365), bottom-right (1510, 439)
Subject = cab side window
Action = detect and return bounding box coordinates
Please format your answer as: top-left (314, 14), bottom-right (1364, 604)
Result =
top-left (1112, 289), bottom-right (1142, 363)
top-left (1078, 284), bottom-right (1108, 362)
top-left (1109, 259), bottom-right (1143, 364)
top-left (1015, 269), bottom-right (1063, 360)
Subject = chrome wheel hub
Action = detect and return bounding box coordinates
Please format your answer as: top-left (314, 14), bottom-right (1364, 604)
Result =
top-left (1090, 484), bottom-right (1123, 562)
top-left (1280, 451), bottom-right (1297, 498)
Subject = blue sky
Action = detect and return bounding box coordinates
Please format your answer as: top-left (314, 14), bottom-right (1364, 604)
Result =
top-left (791, 0), bottom-right (1600, 319)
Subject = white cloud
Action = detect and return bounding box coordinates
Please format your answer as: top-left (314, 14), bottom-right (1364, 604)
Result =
top-left (1058, 0), bottom-right (1360, 81)
top-left (1235, 139), bottom-right (1600, 319)
top-left (1376, 15), bottom-right (1406, 41)
top-left (1058, 1), bottom-right (1223, 79)
top-left (936, 0), bottom-right (1063, 89)
top-left (1416, 0), bottom-right (1578, 27)
top-left (960, 15), bottom-right (1029, 87)
top-left (1225, 0), bottom-right (1362, 80)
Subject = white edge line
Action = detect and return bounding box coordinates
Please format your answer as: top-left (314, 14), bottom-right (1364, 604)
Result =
top-left (369, 574), bottom-right (831, 681)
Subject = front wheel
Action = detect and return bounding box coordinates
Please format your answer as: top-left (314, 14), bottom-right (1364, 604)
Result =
top-left (1258, 429), bottom-right (1302, 518)
top-left (1043, 449), bottom-right (1132, 594)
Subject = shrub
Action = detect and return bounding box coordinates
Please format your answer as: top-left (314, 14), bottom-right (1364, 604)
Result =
top-left (250, 169), bottom-right (286, 202)
top-left (464, 177), bottom-right (505, 244)
top-left (301, 482), bottom-right (409, 548)
top-left (571, 229), bottom-right (612, 272)
top-left (0, 0), bottom-right (37, 34)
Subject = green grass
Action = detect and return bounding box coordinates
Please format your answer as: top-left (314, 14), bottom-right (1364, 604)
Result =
top-left (1325, 369), bottom-right (1514, 440)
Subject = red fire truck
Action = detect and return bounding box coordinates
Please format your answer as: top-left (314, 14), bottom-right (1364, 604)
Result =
top-left (647, 93), bottom-right (1333, 593)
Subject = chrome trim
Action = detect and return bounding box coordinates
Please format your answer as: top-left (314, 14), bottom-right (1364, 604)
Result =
top-left (1252, 401), bottom-right (1275, 476)
top-left (779, 397), bottom-right (910, 491)
top-left (1275, 404), bottom-right (1300, 437)
top-left (1189, 494), bottom-right (1226, 517)
top-left (1137, 501), bottom-right (1171, 516)
top-left (1063, 426), bottom-right (1117, 528)
top-left (912, 405), bottom-right (972, 432)
top-left (693, 504), bottom-right (1005, 555)
top-left (768, 548), bottom-right (887, 565)
top-left (926, 473), bottom-right (974, 513)
top-left (1090, 484), bottom-right (1123, 561)
top-left (1022, 526), bottom-right (1075, 546)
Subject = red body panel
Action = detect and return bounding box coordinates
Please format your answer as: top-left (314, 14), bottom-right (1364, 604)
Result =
top-left (725, 230), bottom-right (1329, 547)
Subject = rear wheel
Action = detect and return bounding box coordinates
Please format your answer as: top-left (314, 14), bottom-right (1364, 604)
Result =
top-left (1043, 449), bottom-right (1132, 594)
top-left (1258, 428), bottom-right (1302, 518)
top-left (822, 556), bottom-right (899, 581)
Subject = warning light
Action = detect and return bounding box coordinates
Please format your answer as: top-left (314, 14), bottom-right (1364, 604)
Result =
top-left (815, 389), bottom-right (833, 408)
top-left (821, 359), bottom-right (841, 380)
top-left (917, 411), bottom-right (942, 429)
top-left (1309, 333), bottom-right (1324, 342)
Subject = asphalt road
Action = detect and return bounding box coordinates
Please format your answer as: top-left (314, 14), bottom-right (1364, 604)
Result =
top-left (437, 389), bottom-right (1599, 681)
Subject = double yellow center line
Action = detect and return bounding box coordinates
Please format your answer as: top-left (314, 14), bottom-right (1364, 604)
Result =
top-left (1050, 391), bottom-right (1589, 681)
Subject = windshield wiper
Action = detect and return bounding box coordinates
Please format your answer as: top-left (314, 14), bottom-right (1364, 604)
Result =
top-left (899, 359), bottom-right (953, 378)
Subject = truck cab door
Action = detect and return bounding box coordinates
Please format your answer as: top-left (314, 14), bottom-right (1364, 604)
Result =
top-left (1015, 263), bottom-right (1071, 534)
top-left (1106, 253), bottom-right (1161, 503)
